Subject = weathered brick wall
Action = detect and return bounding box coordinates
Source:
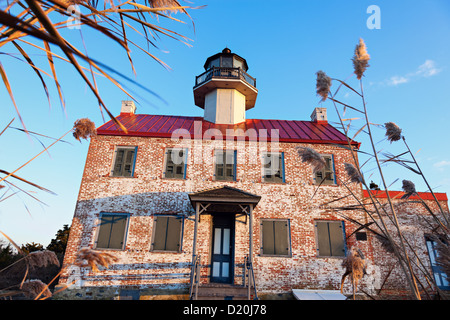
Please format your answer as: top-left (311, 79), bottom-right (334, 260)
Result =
top-left (59, 133), bottom-right (447, 298)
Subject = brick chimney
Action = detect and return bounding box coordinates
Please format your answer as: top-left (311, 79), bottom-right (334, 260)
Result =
top-left (311, 107), bottom-right (327, 124)
top-left (121, 100), bottom-right (136, 115)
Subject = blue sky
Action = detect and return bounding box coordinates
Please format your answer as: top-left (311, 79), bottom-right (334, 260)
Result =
top-left (0, 0), bottom-right (449, 246)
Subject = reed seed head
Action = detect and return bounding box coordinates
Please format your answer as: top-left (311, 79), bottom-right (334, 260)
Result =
top-left (342, 247), bottom-right (367, 280)
top-left (73, 118), bottom-right (96, 141)
top-left (21, 279), bottom-right (52, 299)
top-left (74, 248), bottom-right (118, 273)
top-left (25, 250), bottom-right (60, 269)
top-left (384, 122), bottom-right (402, 143)
top-left (316, 70), bottom-right (332, 102)
top-left (344, 163), bottom-right (363, 184)
top-left (352, 38), bottom-right (370, 80)
top-left (401, 180), bottom-right (416, 199)
top-left (148, 0), bottom-right (183, 13)
top-left (296, 147), bottom-right (326, 173)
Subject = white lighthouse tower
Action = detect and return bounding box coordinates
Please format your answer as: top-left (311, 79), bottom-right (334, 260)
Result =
top-left (193, 48), bottom-right (258, 125)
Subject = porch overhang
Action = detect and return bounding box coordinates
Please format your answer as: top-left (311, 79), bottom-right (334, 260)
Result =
top-left (188, 185), bottom-right (261, 214)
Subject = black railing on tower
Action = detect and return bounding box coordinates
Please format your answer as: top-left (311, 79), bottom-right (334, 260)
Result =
top-left (195, 67), bottom-right (256, 88)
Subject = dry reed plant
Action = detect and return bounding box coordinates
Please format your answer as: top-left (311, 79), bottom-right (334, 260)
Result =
top-left (74, 248), bottom-right (118, 272)
top-left (316, 70), bottom-right (332, 102)
top-left (21, 279), bottom-right (52, 299)
top-left (309, 37), bottom-right (450, 300)
top-left (73, 118), bottom-right (96, 141)
top-left (296, 147), bottom-right (326, 173)
top-left (25, 250), bottom-right (60, 269)
top-left (0, 0), bottom-right (197, 133)
top-left (340, 247), bottom-right (367, 299)
top-left (352, 38), bottom-right (370, 80)
top-left (385, 122), bottom-right (402, 143)
top-left (344, 163), bottom-right (363, 184)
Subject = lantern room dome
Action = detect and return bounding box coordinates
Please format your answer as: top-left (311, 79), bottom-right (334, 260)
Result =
top-left (203, 47), bottom-right (249, 71)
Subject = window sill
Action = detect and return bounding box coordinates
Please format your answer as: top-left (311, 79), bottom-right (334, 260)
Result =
top-left (316, 255), bottom-right (345, 259)
top-left (262, 181), bottom-right (286, 185)
top-left (109, 175), bottom-right (136, 179)
top-left (94, 247), bottom-right (125, 251)
top-left (259, 254), bottom-right (292, 258)
top-left (150, 250), bottom-right (182, 254)
top-left (313, 183), bottom-right (338, 187)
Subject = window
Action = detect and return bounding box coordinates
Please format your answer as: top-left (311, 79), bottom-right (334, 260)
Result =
top-left (221, 56), bottom-right (233, 68)
top-left (95, 213), bottom-right (129, 250)
top-left (314, 154), bottom-right (335, 185)
top-left (261, 219), bottom-right (291, 257)
top-left (151, 216), bottom-right (183, 252)
top-left (215, 150), bottom-right (236, 181)
top-left (315, 220), bottom-right (346, 257)
top-left (164, 148), bottom-right (187, 179)
top-left (262, 152), bottom-right (285, 183)
top-left (111, 147), bottom-right (137, 177)
top-left (426, 237), bottom-right (450, 290)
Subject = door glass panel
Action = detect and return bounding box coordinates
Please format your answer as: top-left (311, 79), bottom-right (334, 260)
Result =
top-left (222, 262), bottom-right (229, 277)
top-left (223, 228), bottom-right (230, 255)
top-left (212, 262), bottom-right (220, 277)
top-left (214, 228), bottom-right (222, 254)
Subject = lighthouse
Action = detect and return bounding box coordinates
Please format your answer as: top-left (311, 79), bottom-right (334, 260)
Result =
top-left (193, 48), bottom-right (258, 125)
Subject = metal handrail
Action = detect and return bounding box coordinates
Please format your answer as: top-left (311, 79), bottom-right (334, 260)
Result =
top-left (189, 255), bottom-right (201, 300)
top-left (195, 67), bottom-right (256, 88)
top-left (244, 255), bottom-right (258, 300)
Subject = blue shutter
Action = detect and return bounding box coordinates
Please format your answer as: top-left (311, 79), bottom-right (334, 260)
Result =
top-left (233, 150), bottom-right (237, 181)
top-left (281, 152), bottom-right (286, 183)
top-left (331, 154), bottom-right (337, 184)
top-left (131, 146), bottom-right (138, 177)
top-left (183, 148), bottom-right (188, 179)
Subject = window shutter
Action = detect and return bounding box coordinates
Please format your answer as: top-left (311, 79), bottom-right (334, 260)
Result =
top-left (261, 221), bottom-right (275, 255)
top-left (315, 155), bottom-right (335, 185)
top-left (215, 151), bottom-right (224, 180)
top-left (183, 148), bottom-right (188, 179)
top-left (262, 220), bottom-right (290, 256)
top-left (329, 221), bottom-right (345, 256)
top-left (153, 216), bottom-right (168, 251)
top-left (96, 214), bottom-right (128, 250)
top-left (112, 149), bottom-right (125, 176)
top-left (165, 217), bottom-right (182, 252)
top-left (112, 148), bottom-right (137, 177)
top-left (123, 149), bottom-right (135, 177)
top-left (324, 156), bottom-right (335, 184)
top-left (281, 152), bottom-right (285, 183)
top-left (96, 215), bottom-right (114, 249)
top-left (316, 221), bottom-right (331, 256)
top-left (165, 150), bottom-right (174, 179)
top-left (109, 215), bottom-right (127, 249)
top-left (233, 150), bottom-right (237, 181)
top-left (274, 220), bottom-right (289, 255)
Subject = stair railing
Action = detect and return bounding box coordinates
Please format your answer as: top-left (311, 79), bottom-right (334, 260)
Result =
top-left (189, 255), bottom-right (201, 300)
top-left (244, 255), bottom-right (258, 300)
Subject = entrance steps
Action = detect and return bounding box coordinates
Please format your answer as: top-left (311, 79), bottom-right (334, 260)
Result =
top-left (196, 283), bottom-right (254, 300)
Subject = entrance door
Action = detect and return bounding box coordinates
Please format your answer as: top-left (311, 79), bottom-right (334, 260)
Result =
top-left (211, 214), bottom-right (234, 283)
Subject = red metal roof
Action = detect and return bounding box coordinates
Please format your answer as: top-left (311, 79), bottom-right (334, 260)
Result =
top-left (363, 190), bottom-right (448, 201)
top-left (97, 114), bottom-right (359, 146)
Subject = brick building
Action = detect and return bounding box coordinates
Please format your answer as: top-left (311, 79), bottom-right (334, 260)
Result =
top-left (58, 48), bottom-right (449, 300)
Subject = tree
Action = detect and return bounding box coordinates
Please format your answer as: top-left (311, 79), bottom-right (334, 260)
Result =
top-left (21, 242), bottom-right (44, 254)
top-left (47, 224), bottom-right (70, 258)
